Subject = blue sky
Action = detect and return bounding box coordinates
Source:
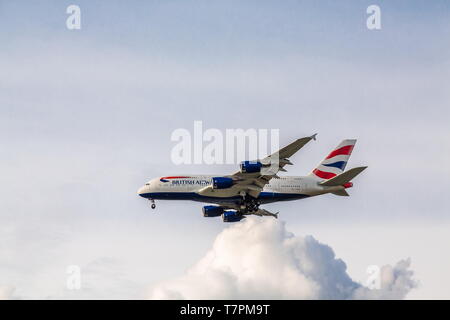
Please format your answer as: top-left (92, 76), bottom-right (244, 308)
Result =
top-left (0, 1), bottom-right (449, 299)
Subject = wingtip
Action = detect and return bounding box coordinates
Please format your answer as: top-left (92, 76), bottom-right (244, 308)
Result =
top-left (310, 133), bottom-right (318, 141)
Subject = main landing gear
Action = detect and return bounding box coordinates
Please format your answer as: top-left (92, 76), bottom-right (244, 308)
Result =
top-left (240, 194), bottom-right (260, 214)
top-left (238, 193), bottom-right (277, 218)
top-left (150, 199), bottom-right (156, 209)
top-left (245, 198), bottom-right (260, 213)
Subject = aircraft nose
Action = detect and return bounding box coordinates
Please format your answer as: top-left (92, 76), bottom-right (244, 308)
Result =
top-left (137, 186), bottom-right (147, 197)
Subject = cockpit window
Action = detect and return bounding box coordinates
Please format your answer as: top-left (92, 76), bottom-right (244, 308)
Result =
top-left (145, 183), bottom-right (150, 186)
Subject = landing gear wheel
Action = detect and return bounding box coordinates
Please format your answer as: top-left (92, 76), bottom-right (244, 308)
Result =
top-left (241, 196), bottom-right (260, 214)
top-left (150, 199), bottom-right (156, 209)
top-left (246, 200), bottom-right (260, 212)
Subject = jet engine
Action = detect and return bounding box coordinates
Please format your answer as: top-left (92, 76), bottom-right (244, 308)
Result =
top-left (202, 205), bottom-right (224, 217)
top-left (222, 210), bottom-right (245, 222)
top-left (240, 161), bottom-right (262, 173)
top-left (212, 177), bottom-right (234, 189)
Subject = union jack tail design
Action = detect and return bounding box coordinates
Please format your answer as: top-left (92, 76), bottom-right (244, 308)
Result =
top-left (308, 139), bottom-right (357, 180)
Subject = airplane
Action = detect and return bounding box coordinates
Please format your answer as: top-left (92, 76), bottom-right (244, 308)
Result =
top-left (137, 134), bottom-right (367, 222)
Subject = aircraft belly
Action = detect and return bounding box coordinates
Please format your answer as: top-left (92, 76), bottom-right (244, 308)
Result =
top-left (259, 192), bottom-right (310, 203)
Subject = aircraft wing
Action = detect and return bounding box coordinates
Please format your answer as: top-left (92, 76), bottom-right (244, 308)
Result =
top-left (267, 133), bottom-right (317, 160)
top-left (197, 134), bottom-right (317, 198)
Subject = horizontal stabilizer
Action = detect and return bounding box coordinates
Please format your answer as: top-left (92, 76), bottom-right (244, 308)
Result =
top-left (332, 189), bottom-right (350, 196)
top-left (320, 166), bottom-right (367, 186)
top-left (253, 208), bottom-right (278, 219)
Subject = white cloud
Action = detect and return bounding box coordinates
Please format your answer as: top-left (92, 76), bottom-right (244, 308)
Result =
top-left (353, 259), bottom-right (416, 299)
top-left (149, 217), bottom-right (416, 299)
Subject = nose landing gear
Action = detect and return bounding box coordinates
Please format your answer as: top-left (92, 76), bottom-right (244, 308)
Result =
top-left (150, 199), bottom-right (156, 209)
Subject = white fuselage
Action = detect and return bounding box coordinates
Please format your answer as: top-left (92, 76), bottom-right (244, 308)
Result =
top-left (137, 175), bottom-right (345, 207)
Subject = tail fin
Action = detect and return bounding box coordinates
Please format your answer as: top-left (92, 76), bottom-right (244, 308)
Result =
top-left (308, 139), bottom-right (357, 180)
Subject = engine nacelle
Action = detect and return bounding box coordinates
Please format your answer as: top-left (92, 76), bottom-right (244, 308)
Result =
top-left (212, 177), bottom-right (234, 189)
top-left (222, 210), bottom-right (245, 223)
top-left (202, 205), bottom-right (224, 217)
top-left (240, 161), bottom-right (262, 173)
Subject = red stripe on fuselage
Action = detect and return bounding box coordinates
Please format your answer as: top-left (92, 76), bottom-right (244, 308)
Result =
top-left (312, 169), bottom-right (337, 179)
top-left (160, 176), bottom-right (191, 180)
top-left (325, 145), bottom-right (354, 159)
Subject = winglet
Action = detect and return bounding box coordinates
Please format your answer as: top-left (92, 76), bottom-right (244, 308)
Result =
top-left (310, 133), bottom-right (317, 141)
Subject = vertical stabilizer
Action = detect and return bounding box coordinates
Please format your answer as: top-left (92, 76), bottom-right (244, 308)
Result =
top-left (308, 139), bottom-right (357, 180)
